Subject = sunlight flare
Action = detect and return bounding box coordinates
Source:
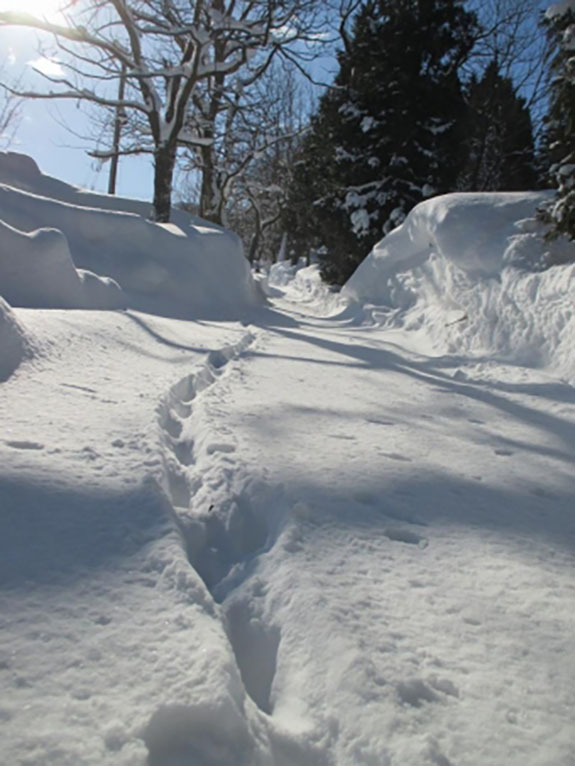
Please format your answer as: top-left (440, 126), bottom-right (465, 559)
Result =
top-left (0, 0), bottom-right (66, 23)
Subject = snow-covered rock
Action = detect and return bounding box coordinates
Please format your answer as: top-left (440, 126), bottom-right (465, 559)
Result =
top-left (0, 297), bottom-right (31, 380)
top-left (0, 152), bottom-right (261, 318)
top-left (343, 192), bottom-right (575, 384)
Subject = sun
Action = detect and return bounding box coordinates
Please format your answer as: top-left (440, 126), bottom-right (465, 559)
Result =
top-left (0, 0), bottom-right (66, 23)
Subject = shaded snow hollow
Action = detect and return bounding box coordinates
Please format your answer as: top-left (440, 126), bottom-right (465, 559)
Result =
top-left (0, 165), bottom-right (574, 766)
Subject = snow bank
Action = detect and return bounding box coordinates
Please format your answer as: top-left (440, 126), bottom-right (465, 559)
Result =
top-left (0, 218), bottom-right (125, 309)
top-left (0, 297), bottom-right (31, 380)
top-left (0, 152), bottom-right (260, 318)
top-left (268, 261), bottom-right (346, 315)
top-left (343, 192), bottom-right (575, 383)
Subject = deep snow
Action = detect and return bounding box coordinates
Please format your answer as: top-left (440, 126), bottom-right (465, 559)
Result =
top-left (0, 161), bottom-right (574, 766)
top-left (342, 192), bottom-right (575, 385)
top-left (0, 152), bottom-right (261, 317)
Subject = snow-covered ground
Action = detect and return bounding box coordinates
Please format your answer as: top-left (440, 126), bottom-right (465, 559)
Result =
top-left (1, 161), bottom-right (574, 766)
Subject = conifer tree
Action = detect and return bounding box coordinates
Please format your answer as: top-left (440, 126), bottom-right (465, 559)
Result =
top-left (457, 60), bottom-right (537, 191)
top-left (540, 1), bottom-right (575, 239)
top-left (285, 0), bottom-right (477, 284)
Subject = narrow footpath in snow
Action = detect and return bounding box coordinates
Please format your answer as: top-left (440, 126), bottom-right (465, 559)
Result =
top-left (1, 288), bottom-right (573, 766)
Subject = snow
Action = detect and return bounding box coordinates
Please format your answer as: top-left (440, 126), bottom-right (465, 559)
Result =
top-left (0, 218), bottom-right (125, 310)
top-left (0, 296), bottom-right (31, 381)
top-left (0, 152), bottom-right (261, 317)
top-left (343, 192), bottom-right (575, 385)
top-left (267, 261), bottom-right (346, 316)
top-left (546, 0), bottom-right (575, 19)
top-left (1, 162), bottom-right (574, 765)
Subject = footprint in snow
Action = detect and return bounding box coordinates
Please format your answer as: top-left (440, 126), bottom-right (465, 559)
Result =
top-left (206, 442), bottom-right (237, 455)
top-left (366, 418), bottom-right (395, 426)
top-left (5, 440), bottom-right (45, 451)
top-left (384, 526), bottom-right (428, 547)
top-left (380, 452), bottom-right (412, 462)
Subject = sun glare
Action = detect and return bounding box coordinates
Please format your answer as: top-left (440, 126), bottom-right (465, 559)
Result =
top-left (0, 0), bottom-right (66, 23)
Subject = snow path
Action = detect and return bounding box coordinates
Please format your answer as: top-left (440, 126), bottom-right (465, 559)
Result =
top-left (0, 298), bottom-right (574, 765)
top-left (182, 295), bottom-right (575, 766)
top-left (0, 310), bottom-right (261, 766)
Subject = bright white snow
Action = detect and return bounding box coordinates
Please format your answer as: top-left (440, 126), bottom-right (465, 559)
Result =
top-left (343, 192), bottom-right (575, 385)
top-left (1, 160), bottom-right (574, 766)
top-left (0, 152), bottom-right (261, 317)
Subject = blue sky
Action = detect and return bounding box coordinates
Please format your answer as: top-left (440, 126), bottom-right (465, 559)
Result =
top-left (0, 9), bottom-right (338, 203)
top-left (1, 1), bottom-right (549, 202)
top-left (1, 23), bottom-right (156, 199)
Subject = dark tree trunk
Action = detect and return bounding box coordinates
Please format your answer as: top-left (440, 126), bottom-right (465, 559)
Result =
top-left (152, 143), bottom-right (177, 222)
top-left (199, 143), bottom-right (224, 225)
top-left (248, 202), bottom-right (262, 264)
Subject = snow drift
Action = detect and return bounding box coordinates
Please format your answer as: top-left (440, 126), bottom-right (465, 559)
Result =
top-left (267, 261), bottom-right (346, 316)
top-left (343, 192), bottom-right (575, 384)
top-left (0, 297), bottom-right (31, 380)
top-left (0, 152), bottom-right (261, 317)
top-left (0, 218), bottom-right (125, 310)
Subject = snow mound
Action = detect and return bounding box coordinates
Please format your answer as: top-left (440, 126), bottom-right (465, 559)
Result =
top-left (0, 218), bottom-right (125, 309)
top-left (0, 152), bottom-right (260, 318)
top-left (268, 261), bottom-right (346, 315)
top-left (343, 192), bottom-right (575, 384)
top-left (0, 297), bottom-right (31, 380)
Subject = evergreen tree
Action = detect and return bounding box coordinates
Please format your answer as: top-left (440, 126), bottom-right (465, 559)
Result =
top-left (285, 0), bottom-right (477, 284)
top-left (457, 60), bottom-right (537, 191)
top-left (540, 1), bottom-right (575, 240)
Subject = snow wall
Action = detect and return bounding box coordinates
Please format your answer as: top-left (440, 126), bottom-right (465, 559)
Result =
top-left (0, 152), bottom-right (261, 317)
top-left (343, 192), bottom-right (575, 385)
top-left (0, 296), bottom-right (32, 381)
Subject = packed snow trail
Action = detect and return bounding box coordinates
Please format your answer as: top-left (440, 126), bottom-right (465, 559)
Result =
top-left (0, 297), bottom-right (573, 765)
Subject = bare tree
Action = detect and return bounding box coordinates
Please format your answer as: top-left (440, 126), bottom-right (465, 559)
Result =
top-left (222, 66), bottom-right (310, 262)
top-left (466, 0), bottom-right (549, 133)
top-left (0, 0), bottom-right (328, 222)
top-left (0, 57), bottom-right (22, 148)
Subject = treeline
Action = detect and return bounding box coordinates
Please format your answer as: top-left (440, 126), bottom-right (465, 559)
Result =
top-left (279, 0), bottom-right (574, 284)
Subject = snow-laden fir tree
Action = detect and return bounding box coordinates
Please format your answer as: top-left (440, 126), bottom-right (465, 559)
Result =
top-left (540, 0), bottom-right (575, 239)
top-left (285, 0), bottom-right (477, 284)
top-left (457, 60), bottom-right (537, 192)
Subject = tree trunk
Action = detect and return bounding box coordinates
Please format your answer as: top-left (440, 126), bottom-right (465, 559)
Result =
top-left (152, 143), bottom-right (177, 222)
top-left (246, 198), bottom-right (262, 264)
top-left (108, 63), bottom-right (126, 195)
top-left (199, 143), bottom-right (223, 225)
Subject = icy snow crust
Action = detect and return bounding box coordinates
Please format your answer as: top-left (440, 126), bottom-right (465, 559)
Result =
top-left (343, 192), bottom-right (575, 384)
top-left (0, 152), bottom-right (260, 317)
top-left (1, 168), bottom-right (574, 765)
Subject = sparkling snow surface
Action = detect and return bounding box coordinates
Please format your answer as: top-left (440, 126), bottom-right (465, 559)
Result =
top-left (1, 281), bottom-right (573, 765)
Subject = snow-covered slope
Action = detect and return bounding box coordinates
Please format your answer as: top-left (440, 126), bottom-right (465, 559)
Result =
top-left (0, 152), bottom-right (261, 317)
top-left (0, 296), bottom-right (32, 381)
top-left (343, 192), bottom-right (575, 384)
